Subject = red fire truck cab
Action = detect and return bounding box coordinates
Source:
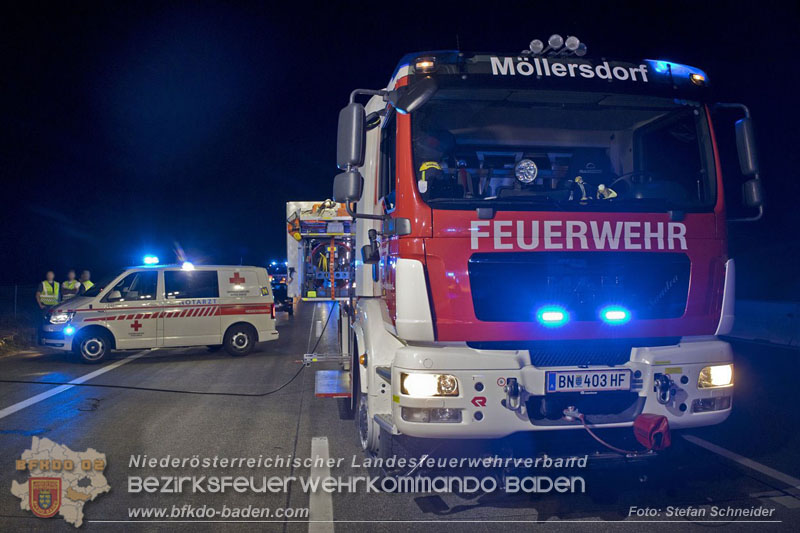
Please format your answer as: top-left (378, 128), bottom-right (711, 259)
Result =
top-left (330, 37), bottom-right (763, 455)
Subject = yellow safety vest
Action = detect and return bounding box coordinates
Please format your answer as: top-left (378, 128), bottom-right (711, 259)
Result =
top-left (82, 280), bottom-right (94, 291)
top-left (62, 280), bottom-right (80, 300)
top-left (40, 281), bottom-right (60, 306)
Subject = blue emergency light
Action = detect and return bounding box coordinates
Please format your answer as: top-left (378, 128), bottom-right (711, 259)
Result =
top-left (600, 306), bottom-right (632, 325)
top-left (64, 326), bottom-right (75, 335)
top-left (536, 306), bottom-right (569, 327)
top-left (143, 255), bottom-right (159, 265)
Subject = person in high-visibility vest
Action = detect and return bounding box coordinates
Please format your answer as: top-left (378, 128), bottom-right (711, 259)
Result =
top-left (79, 270), bottom-right (94, 295)
top-left (61, 270), bottom-right (81, 301)
top-left (36, 271), bottom-right (60, 310)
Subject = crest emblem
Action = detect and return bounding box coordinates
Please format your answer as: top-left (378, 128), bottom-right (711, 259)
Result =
top-left (29, 478), bottom-right (61, 518)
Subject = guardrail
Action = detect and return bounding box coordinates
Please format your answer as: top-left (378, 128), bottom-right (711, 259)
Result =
top-left (0, 285), bottom-right (39, 319)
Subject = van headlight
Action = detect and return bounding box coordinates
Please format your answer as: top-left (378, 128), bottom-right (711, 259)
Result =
top-left (698, 364), bottom-right (733, 388)
top-left (49, 312), bottom-right (74, 325)
top-left (400, 373), bottom-right (459, 397)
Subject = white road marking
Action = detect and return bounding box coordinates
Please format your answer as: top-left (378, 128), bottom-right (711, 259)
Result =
top-left (0, 349), bottom-right (151, 420)
top-left (771, 495), bottom-right (800, 509)
top-left (684, 434), bottom-right (800, 490)
top-left (308, 436), bottom-right (334, 533)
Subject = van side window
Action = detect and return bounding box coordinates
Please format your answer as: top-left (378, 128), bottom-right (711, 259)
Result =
top-left (165, 271), bottom-right (220, 299)
top-left (105, 271), bottom-right (157, 302)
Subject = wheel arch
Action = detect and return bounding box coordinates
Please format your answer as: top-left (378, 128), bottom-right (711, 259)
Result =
top-left (75, 324), bottom-right (116, 350)
top-left (224, 321), bottom-right (259, 342)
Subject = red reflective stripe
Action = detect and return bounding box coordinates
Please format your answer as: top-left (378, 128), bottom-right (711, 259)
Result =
top-left (218, 304), bottom-right (271, 316)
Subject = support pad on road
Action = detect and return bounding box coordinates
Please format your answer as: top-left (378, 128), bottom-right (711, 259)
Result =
top-left (315, 370), bottom-right (351, 398)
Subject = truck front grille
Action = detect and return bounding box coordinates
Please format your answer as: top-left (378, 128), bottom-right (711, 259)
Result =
top-left (468, 251), bottom-right (690, 322)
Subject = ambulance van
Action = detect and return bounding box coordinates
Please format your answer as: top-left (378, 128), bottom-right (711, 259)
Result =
top-left (40, 264), bottom-right (278, 363)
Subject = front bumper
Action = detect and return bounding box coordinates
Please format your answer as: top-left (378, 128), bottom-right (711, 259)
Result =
top-left (39, 323), bottom-right (75, 350)
top-left (390, 337), bottom-right (733, 439)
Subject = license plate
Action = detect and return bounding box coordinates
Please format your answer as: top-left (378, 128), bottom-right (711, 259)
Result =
top-left (546, 369), bottom-right (631, 393)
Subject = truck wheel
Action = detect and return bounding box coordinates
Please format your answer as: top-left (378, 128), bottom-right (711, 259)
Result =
top-left (74, 331), bottom-right (111, 364)
top-left (223, 324), bottom-right (256, 357)
top-left (356, 388), bottom-right (380, 452)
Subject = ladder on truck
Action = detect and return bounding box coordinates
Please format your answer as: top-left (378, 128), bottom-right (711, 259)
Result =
top-left (303, 301), bottom-right (354, 401)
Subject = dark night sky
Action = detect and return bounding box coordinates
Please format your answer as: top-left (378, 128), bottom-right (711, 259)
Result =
top-left (1, 1), bottom-right (798, 298)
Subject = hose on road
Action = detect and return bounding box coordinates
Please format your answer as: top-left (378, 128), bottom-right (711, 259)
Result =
top-left (0, 362), bottom-right (305, 397)
top-left (0, 302), bottom-right (343, 397)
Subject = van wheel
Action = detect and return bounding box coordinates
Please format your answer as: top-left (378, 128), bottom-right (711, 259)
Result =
top-left (224, 324), bottom-right (256, 357)
top-left (74, 331), bottom-right (111, 364)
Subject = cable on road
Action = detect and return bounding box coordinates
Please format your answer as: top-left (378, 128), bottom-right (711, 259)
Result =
top-left (0, 302), bottom-right (342, 396)
top-left (0, 363), bottom-right (305, 397)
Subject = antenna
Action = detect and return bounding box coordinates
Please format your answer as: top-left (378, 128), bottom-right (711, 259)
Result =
top-left (456, 33), bottom-right (461, 50)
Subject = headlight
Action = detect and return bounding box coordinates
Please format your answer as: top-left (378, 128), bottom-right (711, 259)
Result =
top-left (49, 312), bottom-right (74, 325)
top-left (400, 373), bottom-right (460, 397)
top-left (698, 364), bottom-right (733, 388)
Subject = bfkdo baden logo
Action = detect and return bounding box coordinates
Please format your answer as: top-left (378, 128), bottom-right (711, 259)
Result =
top-left (11, 437), bottom-right (110, 527)
top-left (29, 477), bottom-right (62, 518)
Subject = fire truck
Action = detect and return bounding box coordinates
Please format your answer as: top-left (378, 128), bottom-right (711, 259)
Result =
top-left (325, 36), bottom-right (763, 456)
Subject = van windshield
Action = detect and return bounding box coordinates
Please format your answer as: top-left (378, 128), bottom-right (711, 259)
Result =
top-left (411, 90), bottom-right (716, 212)
top-left (80, 271), bottom-right (124, 298)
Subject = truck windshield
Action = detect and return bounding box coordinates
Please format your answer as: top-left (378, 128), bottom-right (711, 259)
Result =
top-left (411, 90), bottom-right (716, 212)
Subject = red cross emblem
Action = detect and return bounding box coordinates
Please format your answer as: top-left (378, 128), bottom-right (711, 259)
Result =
top-left (229, 272), bottom-right (246, 284)
top-left (130, 320), bottom-right (143, 332)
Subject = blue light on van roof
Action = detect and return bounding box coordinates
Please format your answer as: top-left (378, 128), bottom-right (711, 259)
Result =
top-left (536, 306), bottom-right (569, 327)
top-left (654, 61), bottom-right (670, 73)
top-left (143, 255), bottom-right (159, 265)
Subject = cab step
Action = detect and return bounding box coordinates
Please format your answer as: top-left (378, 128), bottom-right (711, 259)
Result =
top-left (314, 370), bottom-right (351, 398)
top-left (373, 413), bottom-right (398, 434)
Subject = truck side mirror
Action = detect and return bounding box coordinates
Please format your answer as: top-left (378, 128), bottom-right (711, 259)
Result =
top-left (734, 116), bottom-right (759, 176)
top-left (333, 170), bottom-right (364, 203)
top-left (337, 103), bottom-right (366, 169)
top-left (743, 178), bottom-right (763, 208)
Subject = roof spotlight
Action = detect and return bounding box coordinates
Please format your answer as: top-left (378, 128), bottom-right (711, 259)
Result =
top-left (575, 43), bottom-right (588, 57)
top-left (529, 39), bottom-right (544, 54)
top-left (548, 34), bottom-right (564, 50)
top-left (565, 36), bottom-right (580, 51)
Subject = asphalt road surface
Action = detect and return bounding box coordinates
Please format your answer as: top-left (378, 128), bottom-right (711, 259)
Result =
top-left (0, 301), bottom-right (798, 531)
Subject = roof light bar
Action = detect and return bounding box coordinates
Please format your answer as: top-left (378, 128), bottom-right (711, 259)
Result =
top-left (415, 57), bottom-right (436, 73)
top-left (523, 35), bottom-right (587, 57)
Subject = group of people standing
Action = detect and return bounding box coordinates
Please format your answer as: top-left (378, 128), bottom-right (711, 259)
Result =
top-left (36, 270), bottom-right (93, 309)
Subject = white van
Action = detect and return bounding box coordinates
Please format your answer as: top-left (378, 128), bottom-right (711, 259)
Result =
top-left (40, 264), bottom-right (278, 363)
